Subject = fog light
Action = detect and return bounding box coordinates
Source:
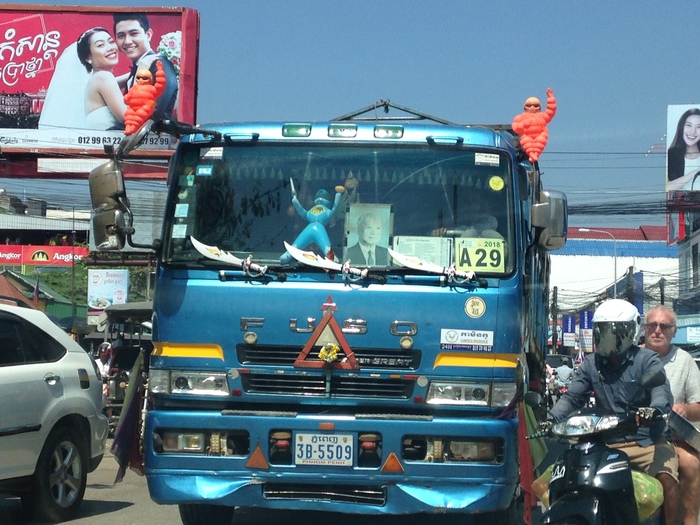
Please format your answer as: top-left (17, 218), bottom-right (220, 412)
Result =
top-left (162, 431), bottom-right (206, 453)
top-left (449, 440), bottom-right (495, 461)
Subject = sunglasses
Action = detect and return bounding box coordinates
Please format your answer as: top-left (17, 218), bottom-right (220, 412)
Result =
top-left (644, 322), bottom-right (675, 331)
top-left (525, 103), bottom-right (540, 108)
top-left (136, 75), bottom-right (151, 80)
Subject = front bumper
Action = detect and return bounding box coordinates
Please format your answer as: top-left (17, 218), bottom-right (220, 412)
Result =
top-left (144, 409), bottom-right (518, 515)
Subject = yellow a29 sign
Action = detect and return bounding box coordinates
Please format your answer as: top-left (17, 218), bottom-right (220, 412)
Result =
top-left (455, 238), bottom-right (505, 273)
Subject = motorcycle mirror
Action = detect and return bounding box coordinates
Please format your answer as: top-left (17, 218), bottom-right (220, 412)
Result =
top-left (639, 370), bottom-right (665, 389)
top-left (524, 391), bottom-right (546, 409)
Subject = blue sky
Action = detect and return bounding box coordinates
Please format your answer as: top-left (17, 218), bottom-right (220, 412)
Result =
top-left (5, 0), bottom-right (699, 227)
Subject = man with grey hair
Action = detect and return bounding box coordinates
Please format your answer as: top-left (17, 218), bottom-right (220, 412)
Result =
top-left (644, 304), bottom-right (700, 525)
top-left (345, 212), bottom-right (389, 266)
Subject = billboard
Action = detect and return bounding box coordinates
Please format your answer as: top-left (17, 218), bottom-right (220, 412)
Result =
top-left (667, 104), bottom-right (700, 192)
top-left (0, 244), bottom-right (88, 265)
top-left (0, 5), bottom-right (198, 155)
top-left (87, 268), bottom-right (128, 316)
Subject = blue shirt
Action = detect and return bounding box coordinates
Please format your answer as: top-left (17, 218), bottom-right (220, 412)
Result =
top-left (549, 345), bottom-right (672, 446)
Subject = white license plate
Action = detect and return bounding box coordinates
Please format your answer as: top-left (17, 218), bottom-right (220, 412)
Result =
top-left (294, 433), bottom-right (354, 466)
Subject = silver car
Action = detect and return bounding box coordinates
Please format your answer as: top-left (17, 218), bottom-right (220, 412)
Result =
top-left (0, 302), bottom-right (108, 522)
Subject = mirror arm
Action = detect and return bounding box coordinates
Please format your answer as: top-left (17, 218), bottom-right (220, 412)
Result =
top-left (118, 196), bottom-right (158, 251)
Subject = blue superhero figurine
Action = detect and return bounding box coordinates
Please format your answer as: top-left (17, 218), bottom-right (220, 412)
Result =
top-left (281, 178), bottom-right (345, 264)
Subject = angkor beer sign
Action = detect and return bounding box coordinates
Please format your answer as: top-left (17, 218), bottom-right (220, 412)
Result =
top-left (0, 245), bottom-right (89, 265)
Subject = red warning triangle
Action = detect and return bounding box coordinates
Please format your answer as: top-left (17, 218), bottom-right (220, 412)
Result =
top-left (294, 308), bottom-right (359, 369)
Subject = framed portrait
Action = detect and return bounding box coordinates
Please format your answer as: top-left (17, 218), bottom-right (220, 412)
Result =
top-left (343, 203), bottom-right (393, 266)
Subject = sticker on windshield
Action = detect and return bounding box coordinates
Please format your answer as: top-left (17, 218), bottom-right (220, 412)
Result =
top-left (488, 175), bottom-right (505, 191)
top-left (440, 328), bottom-right (494, 352)
top-left (202, 146), bottom-right (223, 159)
top-left (455, 238), bottom-right (505, 273)
top-left (172, 224), bottom-right (187, 239)
top-left (196, 165), bottom-right (213, 177)
top-left (475, 153), bottom-right (500, 166)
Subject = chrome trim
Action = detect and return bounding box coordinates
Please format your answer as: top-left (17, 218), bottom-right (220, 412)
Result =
top-left (289, 317), bottom-right (316, 333)
top-left (342, 318), bottom-right (367, 334)
top-left (240, 317), bottom-right (264, 330)
top-left (390, 320), bottom-right (417, 336)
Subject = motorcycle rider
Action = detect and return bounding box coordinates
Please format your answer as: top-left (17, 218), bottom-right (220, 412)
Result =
top-left (553, 355), bottom-right (573, 399)
top-left (545, 299), bottom-right (681, 525)
top-left (96, 342), bottom-right (112, 391)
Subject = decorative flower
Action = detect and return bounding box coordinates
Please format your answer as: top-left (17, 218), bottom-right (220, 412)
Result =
top-left (157, 31), bottom-right (182, 75)
top-left (318, 343), bottom-right (340, 363)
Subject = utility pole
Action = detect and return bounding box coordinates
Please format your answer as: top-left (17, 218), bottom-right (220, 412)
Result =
top-left (659, 277), bottom-right (666, 305)
top-left (551, 286), bottom-right (558, 354)
top-left (71, 207), bottom-right (76, 324)
top-left (625, 266), bottom-right (635, 305)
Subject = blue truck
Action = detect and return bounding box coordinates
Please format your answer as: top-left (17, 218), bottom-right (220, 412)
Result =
top-left (89, 102), bottom-right (567, 524)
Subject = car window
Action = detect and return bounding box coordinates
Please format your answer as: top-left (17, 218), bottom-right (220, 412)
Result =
top-left (23, 323), bottom-right (66, 363)
top-left (0, 312), bottom-right (66, 366)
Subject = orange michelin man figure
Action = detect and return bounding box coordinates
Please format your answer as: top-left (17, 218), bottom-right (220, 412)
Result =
top-left (123, 60), bottom-right (166, 135)
top-left (511, 88), bottom-right (557, 163)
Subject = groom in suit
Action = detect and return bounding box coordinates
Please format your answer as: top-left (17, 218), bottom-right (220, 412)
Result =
top-left (345, 212), bottom-right (389, 266)
top-left (113, 13), bottom-right (178, 122)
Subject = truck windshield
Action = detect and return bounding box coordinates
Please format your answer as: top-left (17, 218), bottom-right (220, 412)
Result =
top-left (163, 143), bottom-right (515, 275)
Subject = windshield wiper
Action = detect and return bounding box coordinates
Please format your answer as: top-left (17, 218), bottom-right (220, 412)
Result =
top-left (190, 237), bottom-right (287, 281)
top-left (283, 242), bottom-right (385, 282)
top-left (388, 248), bottom-right (487, 287)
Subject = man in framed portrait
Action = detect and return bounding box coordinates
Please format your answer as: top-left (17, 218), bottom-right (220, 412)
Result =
top-left (345, 212), bottom-right (389, 266)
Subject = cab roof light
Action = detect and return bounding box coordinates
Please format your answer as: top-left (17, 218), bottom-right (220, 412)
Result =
top-left (374, 125), bottom-right (403, 139)
top-left (328, 123), bottom-right (357, 138)
top-left (282, 124), bottom-right (312, 137)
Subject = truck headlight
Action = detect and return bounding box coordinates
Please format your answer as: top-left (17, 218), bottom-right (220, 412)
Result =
top-left (426, 381), bottom-right (516, 407)
top-left (426, 381), bottom-right (489, 406)
top-left (150, 369), bottom-right (229, 396)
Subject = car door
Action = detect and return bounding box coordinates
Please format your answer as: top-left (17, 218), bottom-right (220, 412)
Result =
top-left (0, 311), bottom-right (66, 480)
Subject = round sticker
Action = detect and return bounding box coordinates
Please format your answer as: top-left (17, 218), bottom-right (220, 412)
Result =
top-left (488, 176), bottom-right (505, 191)
top-left (465, 297), bottom-right (486, 318)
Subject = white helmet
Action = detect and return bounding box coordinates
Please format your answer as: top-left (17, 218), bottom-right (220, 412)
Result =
top-left (593, 299), bottom-right (640, 357)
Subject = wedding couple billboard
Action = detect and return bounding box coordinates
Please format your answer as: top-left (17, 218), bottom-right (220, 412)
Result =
top-left (0, 5), bottom-right (198, 155)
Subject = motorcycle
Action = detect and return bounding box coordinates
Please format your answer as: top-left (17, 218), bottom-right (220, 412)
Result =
top-left (526, 370), bottom-right (666, 525)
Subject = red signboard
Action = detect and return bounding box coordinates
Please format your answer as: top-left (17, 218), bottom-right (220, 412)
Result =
top-left (0, 245), bottom-right (89, 265)
top-left (0, 5), bottom-right (198, 156)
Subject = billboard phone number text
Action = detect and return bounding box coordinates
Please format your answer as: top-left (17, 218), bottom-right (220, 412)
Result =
top-left (77, 135), bottom-right (171, 147)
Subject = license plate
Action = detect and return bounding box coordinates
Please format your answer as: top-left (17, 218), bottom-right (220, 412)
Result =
top-left (294, 433), bottom-right (354, 466)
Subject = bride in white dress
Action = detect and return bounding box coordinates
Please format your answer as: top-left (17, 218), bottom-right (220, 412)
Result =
top-left (77, 27), bottom-right (127, 130)
top-left (39, 28), bottom-right (126, 131)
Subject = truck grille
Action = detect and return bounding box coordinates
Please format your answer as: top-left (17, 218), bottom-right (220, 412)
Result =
top-left (263, 483), bottom-right (386, 506)
top-left (237, 344), bottom-right (419, 370)
top-left (241, 373), bottom-right (414, 399)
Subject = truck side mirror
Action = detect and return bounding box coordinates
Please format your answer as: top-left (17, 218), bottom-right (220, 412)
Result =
top-left (89, 156), bottom-right (131, 252)
top-left (89, 159), bottom-right (127, 212)
top-left (531, 190), bottom-right (568, 251)
top-left (92, 209), bottom-right (127, 250)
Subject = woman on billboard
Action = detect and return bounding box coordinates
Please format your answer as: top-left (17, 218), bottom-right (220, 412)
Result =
top-left (667, 107), bottom-right (700, 191)
top-left (77, 27), bottom-right (127, 130)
